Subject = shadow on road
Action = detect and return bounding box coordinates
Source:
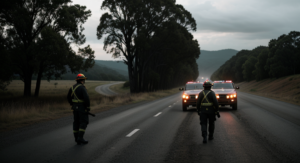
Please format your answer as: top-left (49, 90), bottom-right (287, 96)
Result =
top-left (219, 107), bottom-right (236, 112)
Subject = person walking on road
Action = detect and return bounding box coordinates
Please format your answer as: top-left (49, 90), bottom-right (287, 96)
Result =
top-left (67, 73), bottom-right (91, 145)
top-left (196, 81), bottom-right (220, 143)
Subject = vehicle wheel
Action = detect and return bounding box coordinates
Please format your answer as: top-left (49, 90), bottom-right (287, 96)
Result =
top-left (232, 103), bottom-right (237, 110)
top-left (182, 104), bottom-right (187, 111)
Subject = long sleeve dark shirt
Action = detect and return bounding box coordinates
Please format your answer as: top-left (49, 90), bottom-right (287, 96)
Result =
top-left (196, 89), bottom-right (219, 114)
top-left (67, 83), bottom-right (90, 108)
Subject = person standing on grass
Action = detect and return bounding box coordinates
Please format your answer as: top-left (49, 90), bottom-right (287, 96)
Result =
top-left (196, 80), bottom-right (220, 144)
top-left (67, 73), bottom-right (91, 145)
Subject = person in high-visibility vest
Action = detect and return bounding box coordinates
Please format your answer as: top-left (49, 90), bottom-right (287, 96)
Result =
top-left (67, 73), bottom-right (91, 145)
top-left (196, 81), bottom-right (220, 143)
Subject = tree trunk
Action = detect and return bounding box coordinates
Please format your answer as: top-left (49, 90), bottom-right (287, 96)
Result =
top-left (23, 72), bottom-right (33, 97)
top-left (127, 58), bottom-right (135, 93)
top-left (34, 62), bottom-right (44, 97)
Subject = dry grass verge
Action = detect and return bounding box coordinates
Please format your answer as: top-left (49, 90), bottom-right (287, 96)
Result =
top-left (0, 80), bottom-right (180, 132)
top-left (236, 74), bottom-right (300, 106)
top-left (109, 82), bottom-right (129, 94)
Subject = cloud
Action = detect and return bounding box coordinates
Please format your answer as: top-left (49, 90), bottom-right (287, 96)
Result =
top-left (72, 0), bottom-right (300, 58)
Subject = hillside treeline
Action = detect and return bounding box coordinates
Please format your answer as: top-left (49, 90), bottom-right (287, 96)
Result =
top-left (61, 64), bottom-right (128, 81)
top-left (0, 0), bottom-right (95, 96)
top-left (211, 31), bottom-right (300, 82)
top-left (97, 0), bottom-right (200, 93)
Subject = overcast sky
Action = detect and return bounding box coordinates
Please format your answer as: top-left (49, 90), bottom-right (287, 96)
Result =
top-left (72, 0), bottom-right (300, 60)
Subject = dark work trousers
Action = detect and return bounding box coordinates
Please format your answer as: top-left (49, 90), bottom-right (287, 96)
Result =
top-left (73, 110), bottom-right (89, 131)
top-left (199, 113), bottom-right (215, 137)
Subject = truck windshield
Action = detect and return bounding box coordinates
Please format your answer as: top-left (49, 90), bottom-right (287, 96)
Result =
top-left (212, 83), bottom-right (234, 89)
top-left (185, 84), bottom-right (203, 90)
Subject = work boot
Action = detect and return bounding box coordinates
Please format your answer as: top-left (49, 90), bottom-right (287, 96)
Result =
top-left (77, 131), bottom-right (88, 145)
top-left (209, 134), bottom-right (214, 140)
top-left (74, 132), bottom-right (78, 143)
top-left (203, 136), bottom-right (207, 144)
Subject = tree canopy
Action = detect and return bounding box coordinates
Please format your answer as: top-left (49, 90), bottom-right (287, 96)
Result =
top-left (0, 0), bottom-right (94, 96)
top-left (97, 0), bottom-right (200, 93)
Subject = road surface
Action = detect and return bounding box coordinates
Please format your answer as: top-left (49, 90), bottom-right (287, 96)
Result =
top-left (95, 82), bottom-right (124, 96)
top-left (1, 91), bottom-right (300, 163)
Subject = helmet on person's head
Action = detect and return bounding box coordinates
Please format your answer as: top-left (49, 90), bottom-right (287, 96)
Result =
top-left (75, 73), bottom-right (87, 80)
top-left (203, 81), bottom-right (212, 87)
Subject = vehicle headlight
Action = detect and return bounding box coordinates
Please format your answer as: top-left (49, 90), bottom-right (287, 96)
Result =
top-left (196, 95), bottom-right (198, 99)
top-left (227, 94), bottom-right (237, 98)
top-left (216, 94), bottom-right (219, 99)
top-left (182, 94), bottom-right (186, 98)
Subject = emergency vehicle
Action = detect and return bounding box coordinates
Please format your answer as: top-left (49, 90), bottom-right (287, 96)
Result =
top-left (212, 80), bottom-right (239, 110)
top-left (180, 81), bottom-right (203, 111)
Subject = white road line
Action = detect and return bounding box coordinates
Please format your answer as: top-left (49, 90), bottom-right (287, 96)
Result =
top-left (154, 112), bottom-right (162, 117)
top-left (169, 105), bottom-right (172, 107)
top-left (126, 129), bottom-right (140, 137)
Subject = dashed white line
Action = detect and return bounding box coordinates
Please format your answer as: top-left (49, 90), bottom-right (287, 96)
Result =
top-left (154, 112), bottom-right (162, 117)
top-left (126, 129), bottom-right (140, 137)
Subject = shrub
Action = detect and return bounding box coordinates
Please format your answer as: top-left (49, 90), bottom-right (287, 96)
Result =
top-left (123, 81), bottom-right (130, 88)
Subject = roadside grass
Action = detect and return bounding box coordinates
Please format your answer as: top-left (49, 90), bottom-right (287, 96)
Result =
top-left (109, 82), bottom-right (129, 94)
top-left (0, 80), bottom-right (180, 132)
top-left (236, 74), bottom-right (300, 106)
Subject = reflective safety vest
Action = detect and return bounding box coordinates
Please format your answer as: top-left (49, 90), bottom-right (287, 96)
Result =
top-left (71, 84), bottom-right (84, 103)
top-left (201, 91), bottom-right (213, 106)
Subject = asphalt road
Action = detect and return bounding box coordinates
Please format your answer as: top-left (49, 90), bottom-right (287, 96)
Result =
top-left (95, 82), bottom-right (124, 96)
top-left (1, 91), bottom-right (300, 163)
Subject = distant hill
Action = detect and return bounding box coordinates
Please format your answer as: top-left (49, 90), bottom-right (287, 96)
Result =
top-left (197, 49), bottom-right (238, 80)
top-left (61, 63), bottom-right (128, 81)
top-left (32, 49), bottom-right (237, 81)
top-left (61, 49), bottom-right (238, 81)
top-left (94, 60), bottom-right (128, 77)
top-left (91, 50), bottom-right (238, 81)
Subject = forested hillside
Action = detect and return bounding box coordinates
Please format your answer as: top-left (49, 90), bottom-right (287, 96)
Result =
top-left (60, 63), bottom-right (128, 81)
top-left (94, 60), bottom-right (128, 77)
top-left (197, 49), bottom-right (238, 79)
top-left (211, 31), bottom-right (300, 82)
top-left (94, 50), bottom-right (239, 80)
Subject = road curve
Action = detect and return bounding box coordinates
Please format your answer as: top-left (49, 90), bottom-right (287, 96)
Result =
top-left (95, 82), bottom-right (124, 96)
top-left (1, 91), bottom-right (300, 163)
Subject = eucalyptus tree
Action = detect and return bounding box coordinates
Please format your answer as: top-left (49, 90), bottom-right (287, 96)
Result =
top-left (143, 21), bottom-right (200, 91)
top-left (97, 0), bottom-right (198, 93)
top-left (0, 0), bottom-right (94, 96)
top-left (0, 26), bottom-right (14, 91)
top-left (266, 31), bottom-right (300, 78)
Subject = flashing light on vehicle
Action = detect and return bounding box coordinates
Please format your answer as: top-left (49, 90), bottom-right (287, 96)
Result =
top-left (214, 80), bottom-right (224, 83)
top-left (187, 82), bottom-right (194, 83)
top-left (226, 80), bottom-right (232, 83)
